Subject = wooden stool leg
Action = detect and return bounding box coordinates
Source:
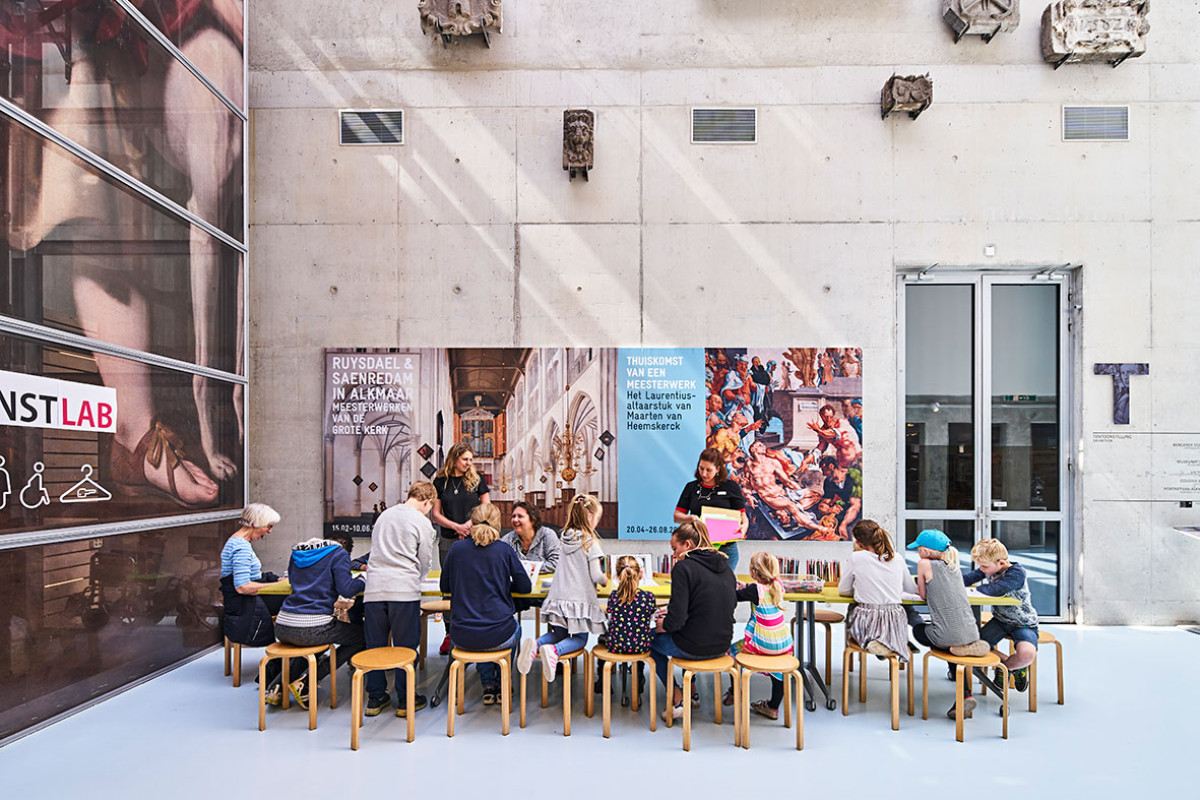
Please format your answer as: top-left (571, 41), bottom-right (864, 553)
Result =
top-left (646, 657), bottom-right (657, 732)
top-left (665, 659), bottom-right (676, 728)
top-left (740, 670), bottom-right (751, 750)
top-left (1055, 640), bottom-right (1065, 705)
top-left (631, 659), bottom-right (640, 712)
top-left (350, 668), bottom-right (362, 750)
top-left (906, 653), bottom-right (915, 716)
top-left (257, 656), bottom-right (269, 731)
top-left (542, 664), bottom-right (549, 709)
top-left (328, 646), bottom-right (338, 709)
top-left (535, 607), bottom-right (541, 639)
top-left (731, 668), bottom-right (741, 748)
top-left (224, 637), bottom-right (232, 677)
top-left (562, 658), bottom-right (572, 737)
top-left (585, 652), bottom-right (594, 719)
top-left (602, 661), bottom-right (613, 738)
top-left (859, 652), bottom-right (867, 703)
top-left (999, 664), bottom-right (1009, 739)
top-left (1030, 651), bottom-right (1038, 713)
top-left (446, 662), bottom-right (458, 738)
top-left (457, 661), bottom-right (466, 716)
top-left (281, 656), bottom-right (291, 710)
top-left (841, 648), bottom-right (851, 716)
top-left (404, 664), bottom-right (416, 742)
top-left (500, 657), bottom-right (511, 736)
top-left (714, 670), bottom-right (723, 725)
top-left (889, 657), bottom-right (899, 731)
top-left (519, 672), bottom-right (527, 729)
top-left (921, 652), bottom-right (930, 720)
top-left (682, 670), bottom-right (693, 751)
top-left (783, 670), bottom-right (793, 729)
top-left (954, 665), bottom-right (965, 742)
top-left (794, 672), bottom-right (804, 750)
top-left (306, 654), bottom-right (318, 730)
top-left (233, 642), bottom-right (242, 687)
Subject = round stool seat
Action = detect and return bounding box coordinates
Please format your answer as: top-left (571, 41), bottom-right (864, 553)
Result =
top-left (591, 646), bottom-right (651, 663)
top-left (450, 647), bottom-right (509, 664)
top-left (1037, 630), bottom-right (1056, 645)
top-left (264, 642), bottom-right (329, 659)
top-left (421, 599), bottom-right (451, 613)
top-left (351, 647), bottom-right (417, 671)
top-left (927, 648), bottom-right (1001, 668)
top-left (813, 609), bottom-right (844, 624)
top-left (556, 647), bottom-right (586, 661)
top-left (673, 654), bottom-right (735, 672)
top-left (736, 653), bottom-right (800, 673)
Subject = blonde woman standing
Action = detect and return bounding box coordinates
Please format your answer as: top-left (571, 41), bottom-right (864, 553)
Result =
top-left (432, 442), bottom-right (490, 652)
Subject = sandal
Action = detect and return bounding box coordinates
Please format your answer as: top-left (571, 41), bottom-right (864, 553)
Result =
top-left (111, 419), bottom-right (218, 509)
top-left (750, 700), bottom-right (778, 720)
top-left (481, 691), bottom-right (498, 706)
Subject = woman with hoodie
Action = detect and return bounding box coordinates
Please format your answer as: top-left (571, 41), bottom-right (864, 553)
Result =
top-left (650, 520), bottom-right (737, 720)
top-left (272, 536), bottom-right (367, 707)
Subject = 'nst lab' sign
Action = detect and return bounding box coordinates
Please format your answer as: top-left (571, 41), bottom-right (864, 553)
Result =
top-left (0, 370), bottom-right (117, 433)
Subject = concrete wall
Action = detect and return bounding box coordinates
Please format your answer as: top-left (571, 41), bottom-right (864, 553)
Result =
top-left (247, 1), bottom-right (1200, 624)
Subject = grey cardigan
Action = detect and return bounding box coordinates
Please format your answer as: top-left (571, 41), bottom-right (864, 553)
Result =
top-left (500, 525), bottom-right (561, 572)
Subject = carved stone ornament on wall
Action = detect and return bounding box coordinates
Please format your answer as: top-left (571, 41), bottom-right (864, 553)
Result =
top-left (418, 0), bottom-right (502, 47)
top-left (563, 109), bottom-right (595, 182)
top-left (881, 74), bottom-right (933, 121)
top-left (1041, 0), bottom-right (1150, 69)
top-left (943, 0), bottom-right (1020, 43)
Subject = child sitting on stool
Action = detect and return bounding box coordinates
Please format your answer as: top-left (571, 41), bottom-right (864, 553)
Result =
top-left (964, 538), bottom-right (1039, 693)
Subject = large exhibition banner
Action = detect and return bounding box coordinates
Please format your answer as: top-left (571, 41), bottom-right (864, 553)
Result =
top-left (323, 346), bottom-right (862, 541)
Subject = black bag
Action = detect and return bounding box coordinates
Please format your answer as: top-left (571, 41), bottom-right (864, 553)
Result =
top-left (220, 574), bottom-right (275, 647)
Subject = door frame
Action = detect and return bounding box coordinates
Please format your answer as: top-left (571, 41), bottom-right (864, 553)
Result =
top-left (896, 267), bottom-right (1079, 622)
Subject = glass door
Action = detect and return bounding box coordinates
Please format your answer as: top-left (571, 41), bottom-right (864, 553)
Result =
top-left (901, 274), bottom-right (1071, 620)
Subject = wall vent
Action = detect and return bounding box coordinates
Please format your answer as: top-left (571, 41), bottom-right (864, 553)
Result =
top-left (691, 108), bottom-right (757, 144)
top-left (339, 110), bottom-right (404, 145)
top-left (1062, 105), bottom-right (1128, 142)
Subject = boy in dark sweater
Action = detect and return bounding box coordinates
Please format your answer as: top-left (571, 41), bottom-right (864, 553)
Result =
top-left (964, 538), bottom-right (1039, 692)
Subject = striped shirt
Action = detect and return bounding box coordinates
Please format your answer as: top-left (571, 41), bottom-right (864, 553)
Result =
top-left (221, 536), bottom-right (261, 588)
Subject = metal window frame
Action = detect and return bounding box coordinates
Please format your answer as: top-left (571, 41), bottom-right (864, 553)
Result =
top-left (690, 107), bottom-right (758, 145)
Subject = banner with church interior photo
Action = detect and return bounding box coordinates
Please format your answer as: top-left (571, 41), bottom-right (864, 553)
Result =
top-left (322, 347), bottom-right (862, 541)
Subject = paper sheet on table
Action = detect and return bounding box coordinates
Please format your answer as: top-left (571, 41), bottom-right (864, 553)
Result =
top-left (522, 560), bottom-right (543, 587)
top-left (701, 505), bottom-right (744, 544)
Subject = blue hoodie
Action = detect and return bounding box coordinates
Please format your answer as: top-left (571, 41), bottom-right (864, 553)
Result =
top-left (279, 539), bottom-right (365, 619)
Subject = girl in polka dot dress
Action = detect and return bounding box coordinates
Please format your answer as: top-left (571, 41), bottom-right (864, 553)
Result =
top-left (598, 556), bottom-right (656, 692)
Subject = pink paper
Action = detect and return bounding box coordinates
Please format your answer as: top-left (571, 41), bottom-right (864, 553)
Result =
top-left (704, 516), bottom-right (743, 544)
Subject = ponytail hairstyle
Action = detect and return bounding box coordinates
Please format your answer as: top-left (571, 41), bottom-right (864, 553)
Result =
top-left (436, 441), bottom-right (481, 492)
top-left (468, 503), bottom-right (501, 547)
top-left (613, 555), bottom-right (642, 605)
top-left (749, 551), bottom-right (784, 606)
top-left (851, 519), bottom-right (896, 562)
top-left (565, 493), bottom-right (602, 553)
top-left (671, 519), bottom-right (715, 556)
top-left (940, 545), bottom-right (961, 571)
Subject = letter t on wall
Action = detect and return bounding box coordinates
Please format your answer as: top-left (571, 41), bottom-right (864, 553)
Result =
top-left (1093, 363), bottom-right (1149, 425)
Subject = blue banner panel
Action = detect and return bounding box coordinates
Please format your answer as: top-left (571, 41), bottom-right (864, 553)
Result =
top-left (616, 348), bottom-right (706, 539)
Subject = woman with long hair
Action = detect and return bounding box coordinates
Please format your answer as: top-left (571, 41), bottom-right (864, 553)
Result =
top-left (431, 441), bottom-right (491, 652)
top-left (674, 448), bottom-right (748, 570)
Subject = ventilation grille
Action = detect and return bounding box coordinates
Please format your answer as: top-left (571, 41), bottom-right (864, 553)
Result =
top-left (691, 108), bottom-right (757, 144)
top-left (1062, 106), bottom-right (1128, 142)
top-left (339, 110), bottom-right (404, 145)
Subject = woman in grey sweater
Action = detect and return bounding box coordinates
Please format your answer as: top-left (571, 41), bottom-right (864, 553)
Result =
top-left (500, 501), bottom-right (560, 572)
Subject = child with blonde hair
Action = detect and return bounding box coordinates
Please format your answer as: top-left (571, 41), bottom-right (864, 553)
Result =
top-left (838, 520), bottom-right (916, 660)
top-left (518, 493), bottom-right (609, 680)
top-left (965, 538), bottom-right (1039, 693)
top-left (725, 552), bottom-right (794, 719)
top-left (595, 555), bottom-right (656, 695)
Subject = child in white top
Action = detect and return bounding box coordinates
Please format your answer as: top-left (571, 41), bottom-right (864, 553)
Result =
top-left (838, 519), bottom-right (916, 660)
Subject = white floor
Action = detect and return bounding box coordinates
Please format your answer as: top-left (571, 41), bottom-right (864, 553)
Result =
top-left (0, 621), bottom-right (1194, 798)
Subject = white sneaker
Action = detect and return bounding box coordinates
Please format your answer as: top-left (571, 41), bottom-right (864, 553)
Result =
top-left (517, 638), bottom-right (535, 675)
top-left (865, 640), bottom-right (894, 658)
top-left (540, 644), bottom-right (559, 682)
top-left (661, 703), bottom-right (684, 722)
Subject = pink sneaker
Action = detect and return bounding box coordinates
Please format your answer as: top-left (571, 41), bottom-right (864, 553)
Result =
top-left (539, 644), bottom-right (559, 682)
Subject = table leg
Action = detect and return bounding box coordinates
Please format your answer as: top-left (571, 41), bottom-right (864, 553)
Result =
top-left (794, 600), bottom-right (835, 711)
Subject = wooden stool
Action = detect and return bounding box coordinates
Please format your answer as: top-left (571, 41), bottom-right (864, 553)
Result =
top-left (667, 655), bottom-right (742, 751)
top-left (586, 646), bottom-right (656, 738)
top-left (224, 637), bottom-right (243, 686)
top-left (1008, 629), bottom-right (1064, 711)
top-left (419, 599), bottom-right (451, 669)
top-left (735, 653), bottom-right (803, 750)
top-left (841, 639), bottom-right (913, 731)
top-left (791, 609), bottom-right (845, 685)
top-left (519, 647), bottom-right (586, 736)
top-left (257, 642), bottom-right (336, 732)
top-left (922, 649), bottom-right (1008, 742)
top-left (447, 648), bottom-right (512, 737)
top-left (349, 647), bottom-right (417, 749)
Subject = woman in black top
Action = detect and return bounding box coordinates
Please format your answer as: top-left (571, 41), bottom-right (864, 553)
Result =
top-left (431, 441), bottom-right (490, 651)
top-left (674, 448), bottom-right (747, 571)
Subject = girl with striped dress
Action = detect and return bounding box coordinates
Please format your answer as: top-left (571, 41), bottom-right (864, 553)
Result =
top-left (726, 552), bottom-right (794, 720)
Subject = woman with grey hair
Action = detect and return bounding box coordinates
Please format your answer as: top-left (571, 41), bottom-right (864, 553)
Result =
top-left (220, 503), bottom-right (285, 648)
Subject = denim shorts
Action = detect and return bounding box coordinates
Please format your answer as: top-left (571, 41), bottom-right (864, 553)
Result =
top-left (980, 618), bottom-right (1039, 649)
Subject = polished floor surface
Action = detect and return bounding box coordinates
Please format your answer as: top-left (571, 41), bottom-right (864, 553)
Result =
top-left (0, 620), bottom-right (1194, 798)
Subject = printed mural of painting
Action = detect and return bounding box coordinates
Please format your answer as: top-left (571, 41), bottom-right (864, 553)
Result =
top-left (705, 348), bottom-right (863, 541)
